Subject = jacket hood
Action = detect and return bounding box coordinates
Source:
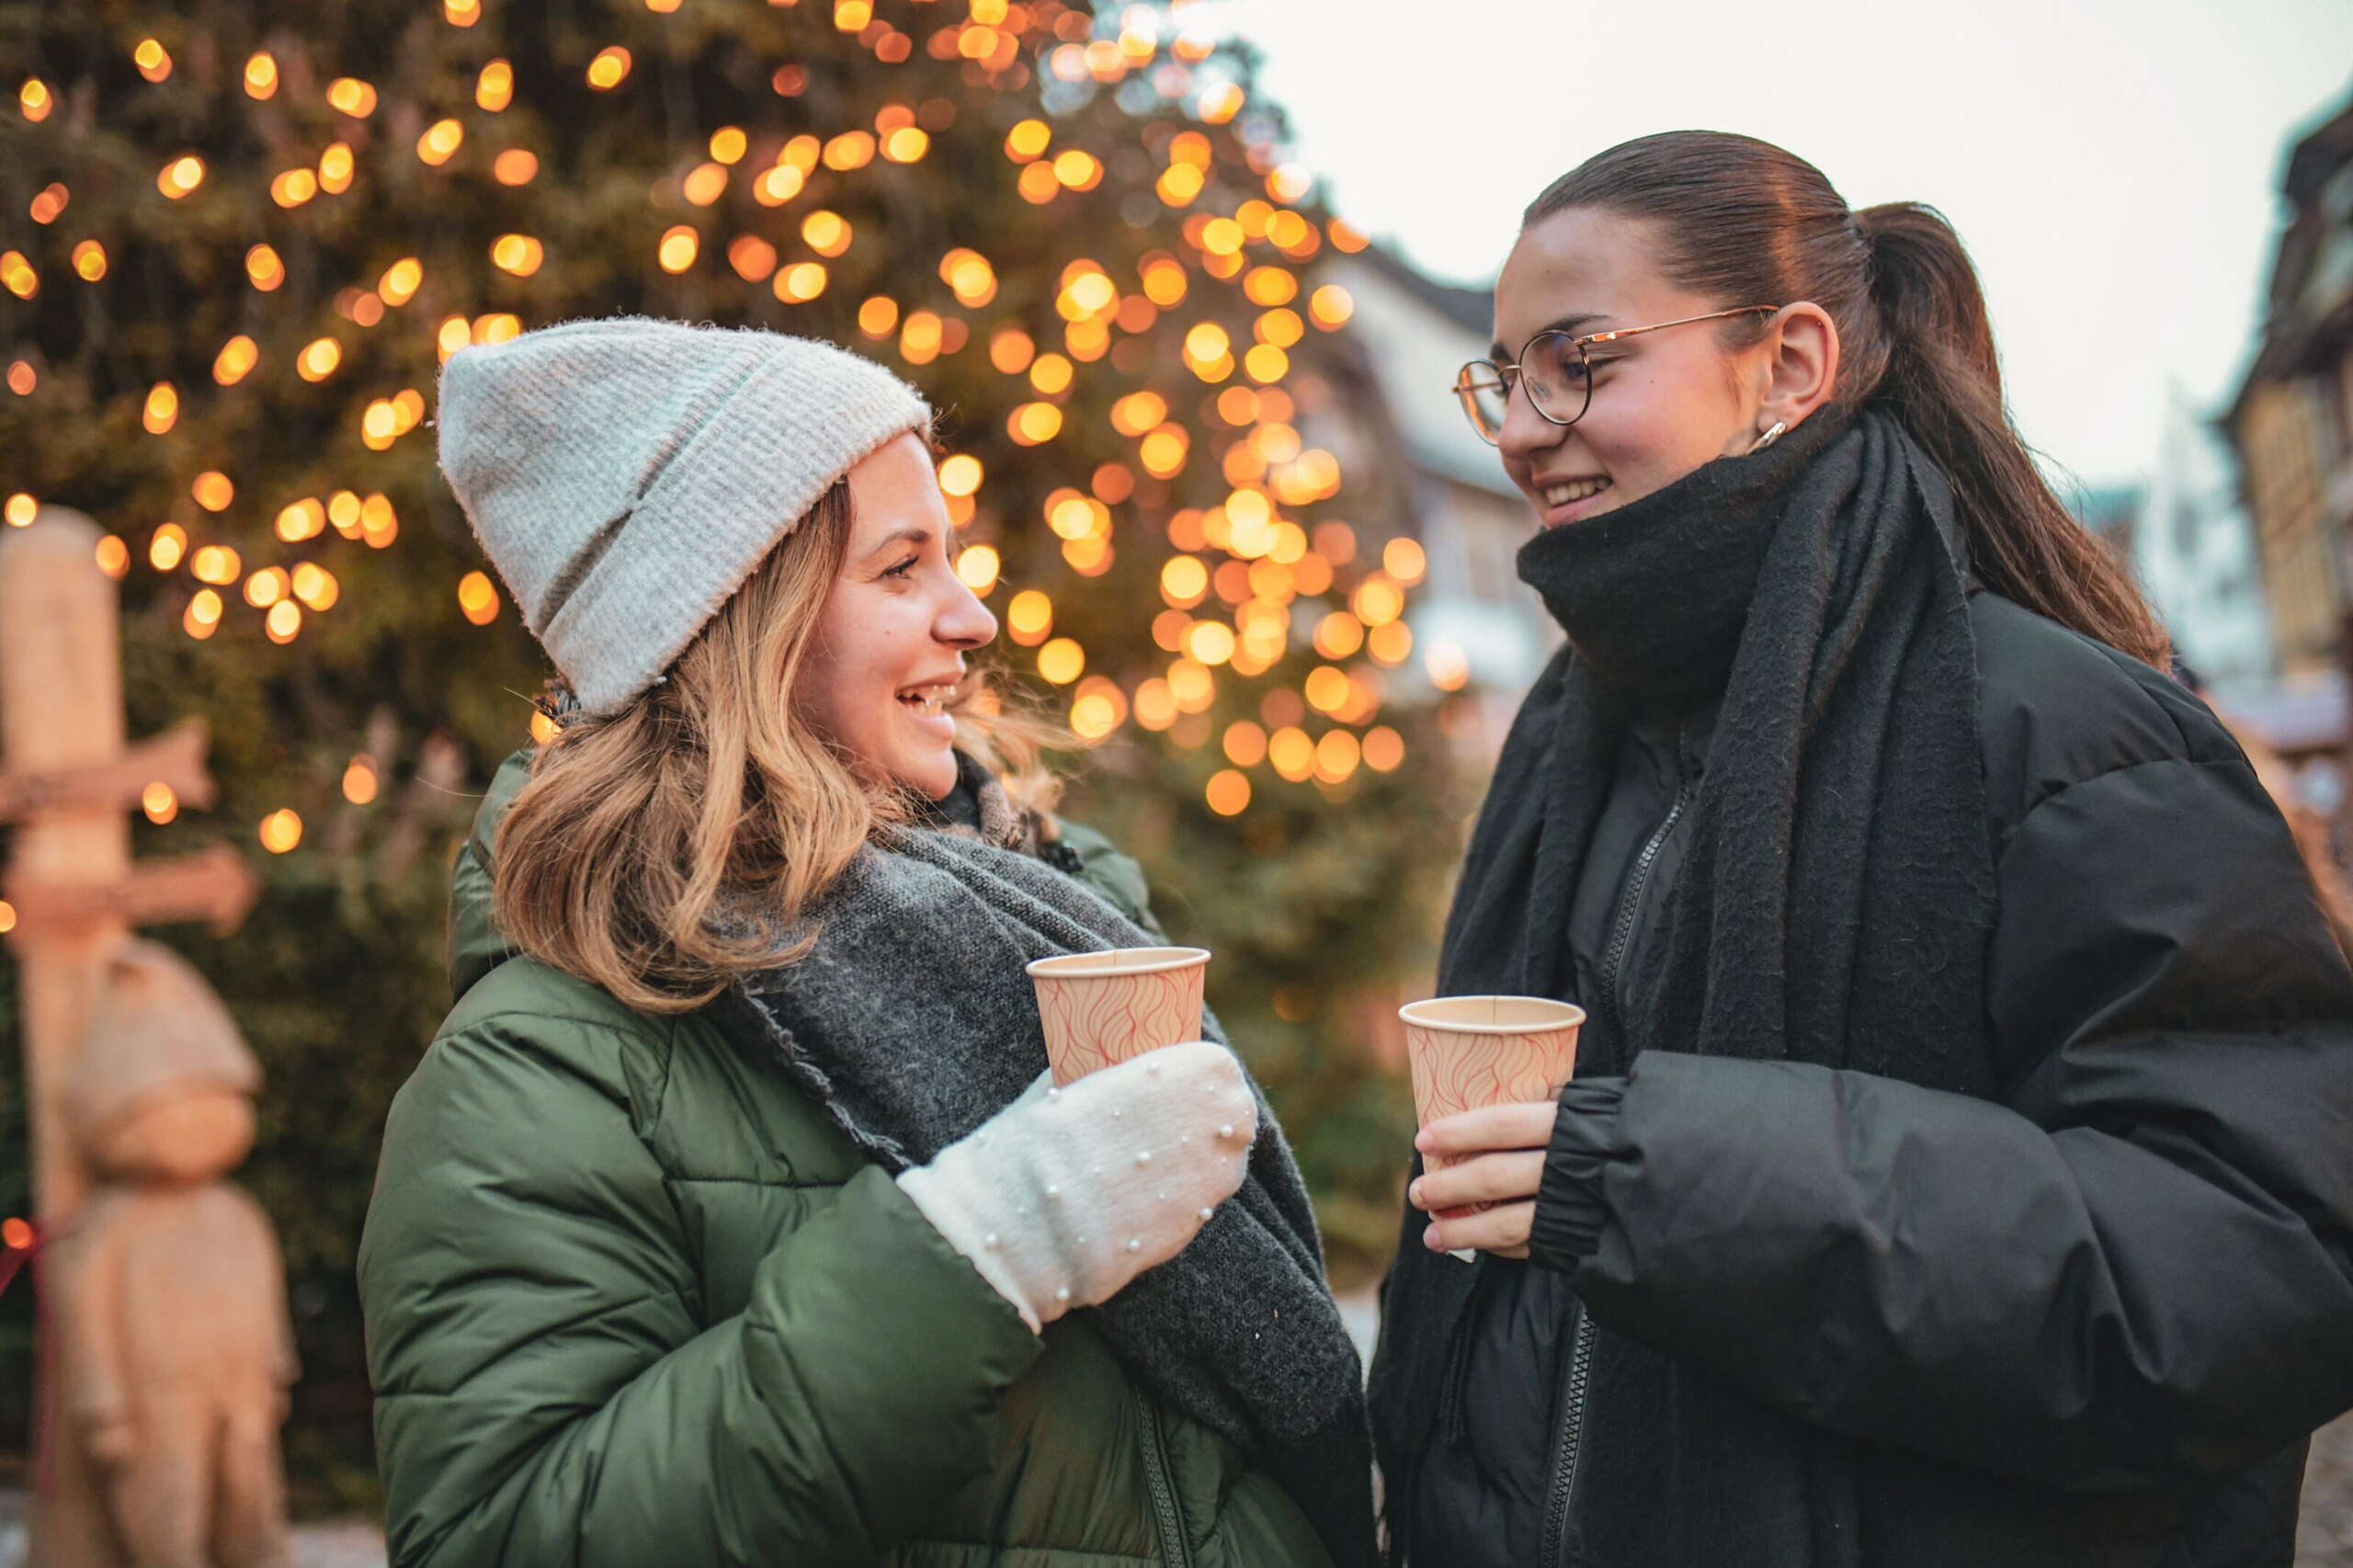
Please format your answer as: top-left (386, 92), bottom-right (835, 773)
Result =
top-left (449, 746), bottom-right (535, 1005)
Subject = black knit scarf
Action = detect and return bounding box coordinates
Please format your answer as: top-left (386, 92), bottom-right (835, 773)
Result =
top-left (719, 782), bottom-right (1377, 1568)
top-left (1370, 407), bottom-right (1997, 1555)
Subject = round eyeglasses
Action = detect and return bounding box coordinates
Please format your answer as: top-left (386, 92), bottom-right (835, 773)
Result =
top-left (1452, 306), bottom-right (1780, 445)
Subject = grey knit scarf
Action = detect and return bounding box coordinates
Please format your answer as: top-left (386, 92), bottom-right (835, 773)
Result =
top-left (728, 793), bottom-right (1377, 1568)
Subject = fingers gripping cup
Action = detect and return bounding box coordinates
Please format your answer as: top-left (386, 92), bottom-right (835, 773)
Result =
top-left (1027, 947), bottom-right (1211, 1085)
top-left (1399, 995), bottom-right (1586, 1235)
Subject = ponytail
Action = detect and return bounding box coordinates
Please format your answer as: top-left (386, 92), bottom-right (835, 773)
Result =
top-left (1857, 204), bottom-right (2167, 665)
top-left (1526, 133), bottom-right (2168, 666)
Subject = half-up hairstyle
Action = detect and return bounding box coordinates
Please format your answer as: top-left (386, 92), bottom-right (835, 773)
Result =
top-left (1525, 131), bottom-right (2167, 665)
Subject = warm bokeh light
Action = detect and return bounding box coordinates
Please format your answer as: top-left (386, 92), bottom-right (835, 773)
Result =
top-left (244, 566), bottom-right (288, 608)
top-left (1204, 769), bottom-right (1251, 816)
top-left (728, 234), bottom-right (779, 281)
top-left (1037, 636), bottom-right (1085, 685)
top-left (183, 588), bottom-right (222, 640)
top-left (658, 225), bottom-right (699, 273)
top-left (1008, 402), bottom-right (1063, 445)
top-left (297, 336), bottom-right (343, 381)
top-left (327, 77), bottom-right (378, 116)
top-left (1006, 588), bottom-right (1052, 645)
top-left (258, 809), bottom-right (303, 854)
top-left (938, 454), bottom-right (983, 496)
top-left (417, 118), bottom-right (464, 165)
top-left (291, 563), bottom-right (338, 610)
top-left (1006, 118), bottom-right (1051, 161)
top-left (776, 261), bottom-right (828, 302)
top-left (245, 244), bottom-right (286, 290)
top-left (190, 544), bottom-right (241, 584)
top-left (142, 381), bottom-right (177, 434)
top-left (1267, 726), bottom-right (1314, 782)
top-left (491, 233), bottom-right (544, 276)
top-left (586, 46), bottom-right (632, 89)
top-left (1309, 284), bottom-right (1355, 328)
top-left (954, 544), bottom-right (1001, 594)
top-left (458, 570), bottom-right (500, 625)
top-left (343, 756), bottom-right (379, 804)
top-left (157, 153), bottom-right (205, 199)
top-left (476, 59), bottom-right (514, 111)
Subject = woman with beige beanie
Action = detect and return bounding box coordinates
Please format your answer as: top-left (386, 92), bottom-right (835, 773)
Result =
top-left (357, 318), bottom-right (1375, 1568)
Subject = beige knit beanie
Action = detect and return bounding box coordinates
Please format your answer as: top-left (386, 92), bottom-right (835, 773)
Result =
top-left (437, 316), bottom-right (930, 716)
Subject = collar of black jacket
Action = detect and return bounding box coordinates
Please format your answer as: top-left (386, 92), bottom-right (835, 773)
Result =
top-left (1517, 404), bottom-right (1858, 709)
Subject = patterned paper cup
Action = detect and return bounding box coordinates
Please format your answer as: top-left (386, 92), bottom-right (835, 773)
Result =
top-left (1027, 947), bottom-right (1211, 1085)
top-left (1400, 995), bottom-right (1586, 1221)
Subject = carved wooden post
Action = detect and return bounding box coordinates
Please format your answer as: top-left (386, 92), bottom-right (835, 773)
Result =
top-left (0, 506), bottom-right (258, 1567)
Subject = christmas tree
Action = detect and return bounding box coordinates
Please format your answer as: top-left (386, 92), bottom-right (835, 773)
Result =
top-left (0, 0), bottom-right (1461, 1493)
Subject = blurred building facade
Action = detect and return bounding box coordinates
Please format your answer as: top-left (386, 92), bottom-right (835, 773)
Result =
top-left (1329, 244), bottom-right (1555, 758)
top-left (2072, 395), bottom-right (2275, 701)
top-left (2227, 89), bottom-right (2353, 687)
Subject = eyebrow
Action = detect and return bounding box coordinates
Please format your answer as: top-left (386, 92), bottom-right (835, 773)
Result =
top-left (1490, 312), bottom-right (1614, 363)
top-left (862, 526), bottom-right (932, 555)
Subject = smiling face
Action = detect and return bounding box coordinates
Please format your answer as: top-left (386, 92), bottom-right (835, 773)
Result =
top-left (1491, 207), bottom-right (1834, 529)
top-left (794, 432), bottom-right (998, 801)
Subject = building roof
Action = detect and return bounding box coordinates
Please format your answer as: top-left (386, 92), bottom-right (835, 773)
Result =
top-left (2228, 86), bottom-right (2353, 434)
top-left (1347, 242), bottom-right (1494, 338)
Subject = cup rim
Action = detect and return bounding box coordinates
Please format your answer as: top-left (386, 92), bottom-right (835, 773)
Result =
top-left (1398, 994), bottom-right (1587, 1033)
top-left (1027, 946), bottom-right (1211, 981)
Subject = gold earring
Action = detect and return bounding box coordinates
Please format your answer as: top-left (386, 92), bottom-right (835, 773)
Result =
top-left (1746, 420), bottom-right (1789, 455)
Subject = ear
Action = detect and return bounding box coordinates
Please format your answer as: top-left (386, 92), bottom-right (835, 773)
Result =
top-left (1756, 302), bottom-right (1839, 431)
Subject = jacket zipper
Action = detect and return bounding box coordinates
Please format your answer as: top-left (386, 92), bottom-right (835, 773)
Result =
top-left (1541, 728), bottom-right (1690, 1566)
top-left (1136, 1389), bottom-right (1196, 1568)
top-left (1540, 1311), bottom-right (1597, 1568)
top-left (1597, 725), bottom-right (1695, 1060)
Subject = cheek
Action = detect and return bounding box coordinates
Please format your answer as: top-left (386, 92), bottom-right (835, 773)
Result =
top-left (1585, 368), bottom-right (1737, 483)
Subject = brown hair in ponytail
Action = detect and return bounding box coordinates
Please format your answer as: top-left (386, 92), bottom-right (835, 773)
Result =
top-left (1525, 131), bottom-right (2167, 665)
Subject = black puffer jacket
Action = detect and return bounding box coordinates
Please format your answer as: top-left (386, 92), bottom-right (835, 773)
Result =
top-left (1372, 591), bottom-right (2353, 1567)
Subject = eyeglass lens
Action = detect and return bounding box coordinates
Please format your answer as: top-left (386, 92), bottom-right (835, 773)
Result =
top-left (1457, 332), bottom-right (1593, 444)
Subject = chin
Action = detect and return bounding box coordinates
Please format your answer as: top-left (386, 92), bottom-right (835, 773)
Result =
top-left (899, 754), bottom-right (961, 802)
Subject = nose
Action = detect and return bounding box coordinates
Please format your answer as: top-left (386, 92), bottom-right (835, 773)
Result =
top-left (1495, 373), bottom-right (1567, 470)
top-left (938, 576), bottom-right (997, 651)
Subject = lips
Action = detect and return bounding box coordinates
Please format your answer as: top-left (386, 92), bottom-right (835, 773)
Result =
top-left (1531, 473), bottom-right (1614, 528)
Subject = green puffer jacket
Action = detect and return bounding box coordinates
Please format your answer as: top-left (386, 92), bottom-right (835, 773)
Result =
top-left (358, 751), bottom-right (1336, 1568)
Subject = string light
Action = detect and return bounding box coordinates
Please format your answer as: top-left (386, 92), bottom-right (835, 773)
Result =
top-left (8, 4), bottom-right (1428, 833)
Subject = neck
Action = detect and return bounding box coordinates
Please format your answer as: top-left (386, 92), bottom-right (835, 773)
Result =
top-left (1516, 410), bottom-right (1854, 706)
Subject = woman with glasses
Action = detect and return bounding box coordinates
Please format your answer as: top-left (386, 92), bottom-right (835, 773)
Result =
top-left (1367, 131), bottom-right (2353, 1568)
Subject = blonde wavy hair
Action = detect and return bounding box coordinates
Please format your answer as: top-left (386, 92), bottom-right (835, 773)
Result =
top-left (492, 479), bottom-right (1061, 1014)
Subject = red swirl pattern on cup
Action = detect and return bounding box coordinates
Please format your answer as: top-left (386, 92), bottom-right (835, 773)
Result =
top-left (1028, 947), bottom-right (1210, 1085)
top-left (1400, 995), bottom-right (1586, 1213)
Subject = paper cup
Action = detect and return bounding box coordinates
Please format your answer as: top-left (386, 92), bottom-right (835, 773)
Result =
top-left (1027, 947), bottom-right (1211, 1085)
top-left (1400, 995), bottom-right (1586, 1251)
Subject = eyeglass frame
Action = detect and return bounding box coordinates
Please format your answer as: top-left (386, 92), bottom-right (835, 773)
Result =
top-left (1452, 305), bottom-right (1782, 445)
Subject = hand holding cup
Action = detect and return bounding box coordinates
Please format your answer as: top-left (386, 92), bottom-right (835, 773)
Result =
top-left (1399, 995), bottom-right (1584, 1260)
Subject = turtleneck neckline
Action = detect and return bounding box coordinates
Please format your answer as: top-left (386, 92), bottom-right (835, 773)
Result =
top-left (1515, 408), bottom-right (1856, 708)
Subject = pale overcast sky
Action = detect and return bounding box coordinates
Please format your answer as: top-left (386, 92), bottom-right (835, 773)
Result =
top-left (1214, 0), bottom-right (2353, 488)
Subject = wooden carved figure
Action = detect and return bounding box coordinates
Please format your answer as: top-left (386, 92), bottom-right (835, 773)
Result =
top-left (53, 937), bottom-right (297, 1568)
